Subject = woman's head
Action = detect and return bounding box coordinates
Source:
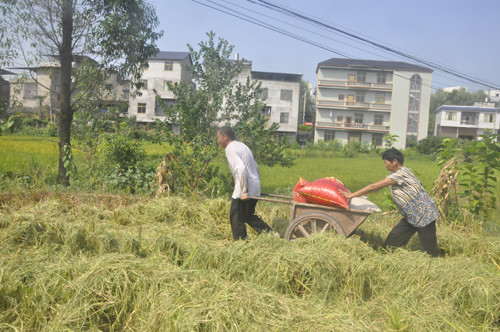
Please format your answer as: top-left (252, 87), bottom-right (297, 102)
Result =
top-left (382, 148), bottom-right (404, 165)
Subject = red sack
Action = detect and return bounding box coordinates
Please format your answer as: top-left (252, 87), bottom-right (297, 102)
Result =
top-left (292, 177), bottom-right (309, 203)
top-left (298, 177), bottom-right (349, 209)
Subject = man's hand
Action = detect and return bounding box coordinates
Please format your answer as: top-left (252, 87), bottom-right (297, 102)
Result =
top-left (240, 193), bottom-right (249, 201)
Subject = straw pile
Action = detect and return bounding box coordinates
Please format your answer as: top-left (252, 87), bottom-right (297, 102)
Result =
top-left (0, 191), bottom-right (499, 331)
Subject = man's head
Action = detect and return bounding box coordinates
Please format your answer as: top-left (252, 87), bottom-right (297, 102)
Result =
top-left (217, 126), bottom-right (235, 148)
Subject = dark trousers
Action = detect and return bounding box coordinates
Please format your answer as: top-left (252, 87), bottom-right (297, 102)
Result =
top-left (383, 219), bottom-right (438, 257)
top-left (230, 198), bottom-right (272, 240)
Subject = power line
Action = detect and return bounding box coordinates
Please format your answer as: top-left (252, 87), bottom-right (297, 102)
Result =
top-left (202, 0), bottom-right (483, 91)
top-left (248, 0), bottom-right (499, 90)
top-left (191, 0), bottom-right (450, 91)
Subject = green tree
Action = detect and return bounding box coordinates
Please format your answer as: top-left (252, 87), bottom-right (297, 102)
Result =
top-left (298, 80), bottom-right (314, 123)
top-left (1, 0), bottom-right (162, 185)
top-left (437, 132), bottom-right (499, 221)
top-left (156, 32), bottom-right (294, 197)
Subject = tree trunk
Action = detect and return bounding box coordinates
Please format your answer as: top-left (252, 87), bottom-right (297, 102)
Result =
top-left (57, 0), bottom-right (74, 186)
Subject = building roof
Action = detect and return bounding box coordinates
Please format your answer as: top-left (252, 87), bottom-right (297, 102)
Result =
top-left (251, 71), bottom-right (302, 82)
top-left (436, 105), bottom-right (499, 113)
top-left (0, 69), bottom-right (15, 75)
top-left (317, 58), bottom-right (433, 73)
top-left (150, 51), bottom-right (191, 62)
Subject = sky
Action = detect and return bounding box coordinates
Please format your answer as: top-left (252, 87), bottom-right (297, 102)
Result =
top-left (149, 0), bottom-right (500, 92)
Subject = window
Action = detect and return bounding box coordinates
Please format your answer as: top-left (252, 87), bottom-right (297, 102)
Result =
top-left (354, 113), bottom-right (364, 127)
top-left (261, 106), bottom-right (271, 118)
top-left (155, 99), bottom-right (176, 116)
top-left (280, 112), bottom-right (289, 124)
top-left (374, 114), bottom-right (384, 125)
top-left (355, 92), bottom-right (365, 103)
top-left (338, 94), bottom-right (344, 101)
top-left (407, 75), bottom-right (421, 136)
top-left (461, 113), bottom-right (476, 125)
top-left (23, 83), bottom-right (37, 99)
top-left (375, 92), bottom-right (385, 104)
top-left (372, 134), bottom-right (383, 147)
top-left (445, 112), bottom-right (457, 121)
top-left (141, 80), bottom-right (148, 90)
top-left (163, 80), bottom-right (172, 91)
top-left (356, 71), bottom-right (366, 82)
top-left (336, 115), bottom-right (343, 122)
top-left (407, 113), bottom-right (418, 133)
top-left (280, 89), bottom-right (293, 101)
top-left (409, 92), bottom-right (420, 111)
top-left (122, 90), bottom-right (130, 100)
top-left (485, 113), bottom-right (495, 123)
top-left (348, 74), bottom-right (356, 84)
top-left (259, 88), bottom-right (268, 99)
top-left (324, 130), bottom-right (335, 142)
top-left (410, 75), bottom-right (422, 90)
top-left (164, 61), bottom-right (173, 71)
top-left (137, 103), bottom-right (146, 114)
top-left (376, 72), bottom-right (386, 84)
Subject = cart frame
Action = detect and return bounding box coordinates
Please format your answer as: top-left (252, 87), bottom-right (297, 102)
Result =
top-left (252, 193), bottom-right (372, 241)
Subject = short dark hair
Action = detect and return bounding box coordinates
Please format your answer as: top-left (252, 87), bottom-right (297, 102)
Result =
top-left (382, 148), bottom-right (404, 165)
top-left (218, 126), bottom-right (236, 141)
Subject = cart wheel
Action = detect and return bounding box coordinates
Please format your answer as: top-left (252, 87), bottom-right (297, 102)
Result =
top-left (285, 212), bottom-right (344, 241)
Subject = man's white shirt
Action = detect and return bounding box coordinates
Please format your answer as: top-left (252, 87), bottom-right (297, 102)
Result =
top-left (225, 141), bottom-right (261, 199)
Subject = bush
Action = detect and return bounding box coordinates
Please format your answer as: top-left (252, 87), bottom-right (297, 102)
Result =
top-left (94, 135), bottom-right (153, 194)
top-left (416, 136), bottom-right (445, 156)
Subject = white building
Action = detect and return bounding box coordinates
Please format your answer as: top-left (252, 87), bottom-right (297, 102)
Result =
top-left (485, 89), bottom-right (500, 103)
top-left (128, 51), bottom-right (193, 123)
top-left (443, 86), bottom-right (468, 93)
top-left (434, 104), bottom-right (500, 139)
top-left (314, 58), bottom-right (433, 149)
top-left (8, 56), bottom-right (129, 120)
top-left (235, 56), bottom-right (302, 141)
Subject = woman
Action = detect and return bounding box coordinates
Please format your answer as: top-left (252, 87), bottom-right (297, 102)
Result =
top-left (342, 148), bottom-right (439, 257)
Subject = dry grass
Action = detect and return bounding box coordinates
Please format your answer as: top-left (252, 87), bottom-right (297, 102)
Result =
top-left (0, 191), bottom-right (499, 331)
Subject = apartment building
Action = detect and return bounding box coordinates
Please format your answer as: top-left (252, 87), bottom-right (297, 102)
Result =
top-left (8, 56), bottom-right (129, 119)
top-left (314, 58), bottom-right (433, 149)
top-left (236, 55), bottom-right (302, 141)
top-left (128, 51), bottom-right (193, 123)
top-left (434, 104), bottom-right (500, 139)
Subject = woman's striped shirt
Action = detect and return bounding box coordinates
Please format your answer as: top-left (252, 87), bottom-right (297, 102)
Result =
top-left (388, 166), bottom-right (439, 227)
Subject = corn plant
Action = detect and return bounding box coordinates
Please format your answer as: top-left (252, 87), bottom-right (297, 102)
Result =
top-left (460, 132), bottom-right (499, 219)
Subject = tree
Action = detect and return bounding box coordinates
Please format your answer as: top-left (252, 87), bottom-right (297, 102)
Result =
top-left (298, 80), bottom-right (314, 123)
top-left (1, 0), bottom-right (162, 185)
top-left (156, 32), bottom-right (294, 197)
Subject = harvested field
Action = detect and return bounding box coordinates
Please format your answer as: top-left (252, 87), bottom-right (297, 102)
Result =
top-left (0, 192), bottom-right (499, 331)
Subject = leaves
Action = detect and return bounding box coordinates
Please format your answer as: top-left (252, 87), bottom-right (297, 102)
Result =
top-left (438, 132), bottom-right (499, 220)
top-left (155, 32), bottom-right (295, 196)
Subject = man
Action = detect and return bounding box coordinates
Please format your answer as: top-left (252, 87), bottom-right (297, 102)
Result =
top-left (341, 148), bottom-right (439, 257)
top-left (217, 126), bottom-right (273, 240)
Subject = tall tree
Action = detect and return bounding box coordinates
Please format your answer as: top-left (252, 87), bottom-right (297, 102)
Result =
top-left (1, 0), bottom-right (162, 185)
top-left (298, 80), bottom-right (314, 123)
top-left (156, 32), bottom-right (294, 197)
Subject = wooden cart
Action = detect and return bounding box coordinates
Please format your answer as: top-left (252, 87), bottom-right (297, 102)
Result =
top-left (252, 194), bottom-right (373, 241)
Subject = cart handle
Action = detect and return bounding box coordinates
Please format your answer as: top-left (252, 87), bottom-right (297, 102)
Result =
top-left (250, 193), bottom-right (293, 205)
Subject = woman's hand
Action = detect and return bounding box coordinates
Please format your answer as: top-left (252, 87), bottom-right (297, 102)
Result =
top-left (339, 189), bottom-right (353, 200)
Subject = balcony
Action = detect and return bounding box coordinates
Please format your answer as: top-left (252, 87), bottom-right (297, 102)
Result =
top-left (316, 121), bottom-right (390, 132)
top-left (318, 79), bottom-right (393, 90)
top-left (316, 99), bottom-right (392, 111)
